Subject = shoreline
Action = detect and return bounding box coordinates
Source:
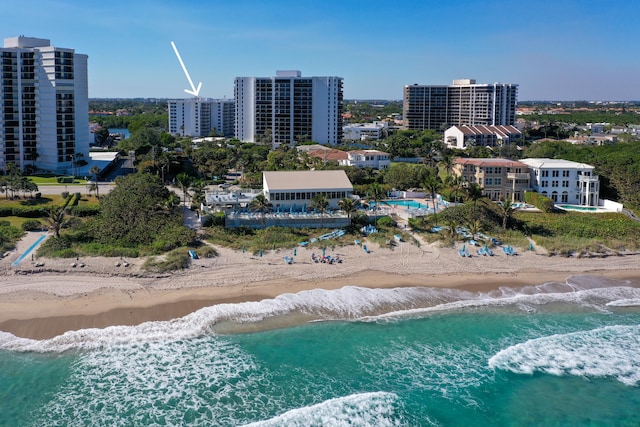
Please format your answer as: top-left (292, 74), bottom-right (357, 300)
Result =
top-left (2, 232), bottom-right (640, 340)
top-left (2, 267), bottom-right (640, 340)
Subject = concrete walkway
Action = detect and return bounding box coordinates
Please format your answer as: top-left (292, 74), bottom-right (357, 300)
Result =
top-left (1, 231), bottom-right (51, 267)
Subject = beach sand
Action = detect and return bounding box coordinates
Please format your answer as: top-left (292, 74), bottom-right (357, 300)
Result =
top-left (1, 231), bottom-right (639, 339)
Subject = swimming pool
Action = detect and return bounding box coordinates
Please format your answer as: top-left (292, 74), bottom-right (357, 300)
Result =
top-left (557, 204), bottom-right (599, 212)
top-left (376, 199), bottom-right (426, 209)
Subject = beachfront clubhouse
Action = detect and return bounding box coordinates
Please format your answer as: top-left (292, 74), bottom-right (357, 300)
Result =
top-left (204, 170), bottom-right (353, 229)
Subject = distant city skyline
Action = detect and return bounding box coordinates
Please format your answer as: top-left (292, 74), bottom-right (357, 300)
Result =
top-left (3, 0), bottom-right (639, 101)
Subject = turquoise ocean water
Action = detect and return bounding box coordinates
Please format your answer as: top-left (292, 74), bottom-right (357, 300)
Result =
top-left (1, 275), bottom-right (640, 426)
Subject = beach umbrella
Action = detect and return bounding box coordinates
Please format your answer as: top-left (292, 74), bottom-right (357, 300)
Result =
top-left (294, 248), bottom-right (297, 256)
top-left (259, 249), bottom-right (263, 257)
top-left (462, 244), bottom-right (466, 252)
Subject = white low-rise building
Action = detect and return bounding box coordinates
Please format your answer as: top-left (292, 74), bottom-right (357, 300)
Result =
top-left (339, 150), bottom-right (390, 169)
top-left (343, 121), bottom-right (388, 141)
top-left (263, 170), bottom-right (353, 211)
top-left (444, 125), bottom-right (522, 149)
top-left (520, 158), bottom-right (600, 206)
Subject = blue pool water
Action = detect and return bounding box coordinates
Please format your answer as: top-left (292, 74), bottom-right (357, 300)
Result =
top-left (376, 199), bottom-right (426, 209)
top-left (1, 275), bottom-right (640, 426)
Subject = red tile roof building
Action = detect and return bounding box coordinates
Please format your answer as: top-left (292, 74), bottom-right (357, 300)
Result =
top-left (453, 158), bottom-right (531, 202)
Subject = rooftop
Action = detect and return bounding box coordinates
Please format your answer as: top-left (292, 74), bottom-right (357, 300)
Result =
top-left (263, 170), bottom-right (353, 191)
top-left (520, 158), bottom-right (596, 169)
top-left (454, 157), bottom-right (529, 168)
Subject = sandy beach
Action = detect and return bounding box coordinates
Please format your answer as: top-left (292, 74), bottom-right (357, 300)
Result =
top-left (1, 231), bottom-right (639, 339)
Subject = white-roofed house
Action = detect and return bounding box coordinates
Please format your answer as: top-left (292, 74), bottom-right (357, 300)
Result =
top-left (520, 158), bottom-right (600, 206)
top-left (339, 150), bottom-right (391, 170)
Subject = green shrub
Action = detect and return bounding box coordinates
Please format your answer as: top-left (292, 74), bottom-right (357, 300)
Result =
top-left (37, 236), bottom-right (72, 257)
top-left (150, 226), bottom-right (196, 253)
top-left (525, 191), bottom-right (555, 212)
top-left (61, 191), bottom-right (69, 199)
top-left (202, 212), bottom-right (225, 227)
top-left (56, 176), bottom-right (74, 184)
top-left (9, 206), bottom-right (48, 218)
top-left (21, 219), bottom-right (43, 231)
top-left (79, 243), bottom-right (139, 258)
top-left (376, 216), bottom-right (397, 228)
top-left (67, 205), bottom-right (100, 217)
top-left (143, 250), bottom-right (191, 272)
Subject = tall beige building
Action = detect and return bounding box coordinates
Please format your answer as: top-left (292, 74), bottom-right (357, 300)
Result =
top-left (403, 79), bottom-right (518, 132)
top-left (453, 158), bottom-right (530, 202)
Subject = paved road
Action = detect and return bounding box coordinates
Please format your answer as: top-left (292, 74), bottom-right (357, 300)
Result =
top-left (35, 183), bottom-right (115, 196)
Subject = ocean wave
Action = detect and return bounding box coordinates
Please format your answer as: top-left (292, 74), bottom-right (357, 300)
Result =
top-left (1, 275), bottom-right (638, 353)
top-left (32, 336), bottom-right (269, 427)
top-left (488, 324), bottom-right (640, 386)
top-left (240, 392), bottom-right (409, 427)
top-left (367, 282), bottom-right (640, 321)
top-left (606, 298), bottom-right (640, 307)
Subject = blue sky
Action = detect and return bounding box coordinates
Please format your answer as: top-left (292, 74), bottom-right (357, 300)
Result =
top-left (3, 0), bottom-right (639, 101)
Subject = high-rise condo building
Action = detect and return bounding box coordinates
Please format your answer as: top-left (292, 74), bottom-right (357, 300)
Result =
top-left (168, 98), bottom-right (235, 137)
top-left (235, 70), bottom-right (343, 146)
top-left (0, 36), bottom-right (89, 173)
top-left (403, 79), bottom-right (518, 132)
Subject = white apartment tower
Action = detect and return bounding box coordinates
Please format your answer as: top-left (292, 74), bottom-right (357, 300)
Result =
top-left (0, 36), bottom-right (89, 173)
top-left (235, 70), bottom-right (343, 146)
top-left (403, 79), bottom-right (518, 132)
top-left (168, 98), bottom-right (235, 137)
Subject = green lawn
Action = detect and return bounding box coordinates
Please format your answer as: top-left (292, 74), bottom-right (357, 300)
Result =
top-left (1, 216), bottom-right (32, 228)
top-left (28, 176), bottom-right (89, 185)
top-left (0, 194), bottom-right (66, 207)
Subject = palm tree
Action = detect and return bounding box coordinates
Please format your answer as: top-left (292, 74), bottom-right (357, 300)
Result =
top-left (468, 219), bottom-right (483, 241)
top-left (496, 198), bottom-right (517, 229)
top-left (438, 152), bottom-right (455, 176)
top-left (445, 174), bottom-right (463, 205)
top-left (338, 197), bottom-right (359, 226)
top-left (249, 194), bottom-right (272, 228)
top-left (444, 219), bottom-right (460, 241)
top-left (366, 182), bottom-right (385, 224)
top-left (176, 173), bottom-right (192, 206)
top-left (190, 179), bottom-right (207, 209)
top-left (310, 193), bottom-right (329, 228)
top-left (165, 192), bottom-right (181, 209)
top-left (47, 206), bottom-right (66, 238)
top-left (423, 174), bottom-right (443, 226)
top-left (89, 165), bottom-right (102, 198)
top-left (466, 182), bottom-right (484, 217)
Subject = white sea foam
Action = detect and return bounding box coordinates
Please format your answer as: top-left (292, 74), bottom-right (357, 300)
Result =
top-left (368, 282), bottom-right (640, 321)
top-left (488, 324), bottom-right (640, 386)
top-left (361, 341), bottom-right (493, 408)
top-left (240, 392), bottom-right (407, 427)
top-left (0, 286), bottom-right (427, 353)
top-left (32, 336), bottom-right (270, 427)
top-left (607, 298), bottom-right (640, 307)
top-left (1, 275), bottom-right (637, 353)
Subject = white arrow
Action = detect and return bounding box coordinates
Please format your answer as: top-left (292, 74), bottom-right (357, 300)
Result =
top-left (171, 41), bottom-right (202, 97)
